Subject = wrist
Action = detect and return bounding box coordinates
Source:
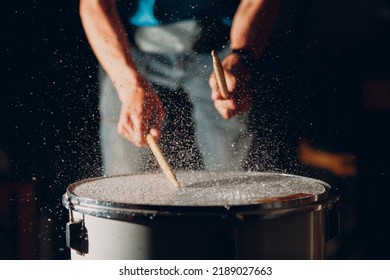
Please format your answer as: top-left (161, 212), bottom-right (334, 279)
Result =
top-left (117, 74), bottom-right (146, 103)
top-left (230, 49), bottom-right (256, 70)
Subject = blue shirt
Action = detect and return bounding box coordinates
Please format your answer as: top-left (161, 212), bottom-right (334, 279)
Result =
top-left (128, 0), bottom-right (239, 26)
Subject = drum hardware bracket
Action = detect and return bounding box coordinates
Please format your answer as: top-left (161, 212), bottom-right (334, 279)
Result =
top-left (326, 199), bottom-right (340, 242)
top-left (66, 200), bottom-right (89, 256)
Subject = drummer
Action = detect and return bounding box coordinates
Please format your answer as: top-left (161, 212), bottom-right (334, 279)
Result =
top-left (79, 0), bottom-right (280, 175)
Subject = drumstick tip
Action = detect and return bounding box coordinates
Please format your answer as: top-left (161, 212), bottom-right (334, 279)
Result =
top-left (173, 179), bottom-right (181, 188)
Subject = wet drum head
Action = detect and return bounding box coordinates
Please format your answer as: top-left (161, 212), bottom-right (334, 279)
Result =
top-left (63, 171), bottom-right (330, 218)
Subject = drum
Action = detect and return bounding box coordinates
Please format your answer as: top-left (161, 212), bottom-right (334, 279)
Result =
top-left (62, 171), bottom-right (339, 260)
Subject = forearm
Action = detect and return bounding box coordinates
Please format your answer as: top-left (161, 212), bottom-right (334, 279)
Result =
top-left (230, 0), bottom-right (280, 61)
top-left (79, 0), bottom-right (140, 102)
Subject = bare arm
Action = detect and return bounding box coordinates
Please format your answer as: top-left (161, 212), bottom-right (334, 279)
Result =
top-left (210, 0), bottom-right (280, 119)
top-left (80, 0), bottom-right (138, 101)
top-left (79, 0), bottom-right (165, 146)
top-left (230, 0), bottom-right (280, 61)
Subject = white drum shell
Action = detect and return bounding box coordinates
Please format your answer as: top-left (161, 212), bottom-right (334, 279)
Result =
top-left (70, 205), bottom-right (331, 260)
top-left (71, 211), bottom-right (232, 260)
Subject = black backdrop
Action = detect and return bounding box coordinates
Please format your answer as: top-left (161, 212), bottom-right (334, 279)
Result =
top-left (2, 0), bottom-right (390, 260)
top-left (3, 1), bottom-right (101, 259)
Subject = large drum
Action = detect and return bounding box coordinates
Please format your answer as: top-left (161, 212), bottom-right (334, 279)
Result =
top-left (62, 171), bottom-right (339, 260)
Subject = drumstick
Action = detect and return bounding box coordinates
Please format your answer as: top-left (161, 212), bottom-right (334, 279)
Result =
top-left (211, 50), bottom-right (230, 99)
top-left (146, 133), bottom-right (181, 188)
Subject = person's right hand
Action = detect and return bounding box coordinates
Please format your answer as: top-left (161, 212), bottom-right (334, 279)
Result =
top-left (117, 77), bottom-right (166, 147)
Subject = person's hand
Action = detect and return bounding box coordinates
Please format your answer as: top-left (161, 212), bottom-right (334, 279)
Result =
top-left (209, 52), bottom-right (252, 119)
top-left (117, 77), bottom-right (166, 147)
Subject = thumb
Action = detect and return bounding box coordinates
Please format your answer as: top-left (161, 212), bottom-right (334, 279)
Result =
top-left (148, 127), bottom-right (161, 142)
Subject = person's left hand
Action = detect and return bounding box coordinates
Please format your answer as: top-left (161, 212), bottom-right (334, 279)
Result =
top-left (209, 52), bottom-right (252, 119)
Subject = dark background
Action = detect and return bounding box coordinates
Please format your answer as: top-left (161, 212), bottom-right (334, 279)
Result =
top-left (1, 0), bottom-right (390, 260)
top-left (2, 0), bottom-right (101, 259)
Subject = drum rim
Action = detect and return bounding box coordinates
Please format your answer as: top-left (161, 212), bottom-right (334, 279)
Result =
top-left (62, 171), bottom-right (334, 220)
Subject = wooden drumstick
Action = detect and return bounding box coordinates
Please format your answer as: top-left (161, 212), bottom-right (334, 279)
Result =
top-left (146, 133), bottom-right (180, 188)
top-left (211, 50), bottom-right (230, 99)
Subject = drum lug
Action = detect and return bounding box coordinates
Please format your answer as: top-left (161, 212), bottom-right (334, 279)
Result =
top-left (326, 201), bottom-right (340, 242)
top-left (66, 202), bottom-right (89, 255)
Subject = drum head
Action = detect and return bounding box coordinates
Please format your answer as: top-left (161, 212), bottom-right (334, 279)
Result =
top-left (64, 171), bottom-right (329, 211)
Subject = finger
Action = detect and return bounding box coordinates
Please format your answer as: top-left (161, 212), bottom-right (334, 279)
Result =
top-left (224, 74), bottom-right (237, 93)
top-left (211, 88), bottom-right (222, 101)
top-left (148, 127), bottom-right (161, 142)
top-left (130, 112), bottom-right (148, 147)
top-left (214, 100), bottom-right (236, 119)
top-left (209, 73), bottom-right (225, 101)
top-left (208, 72), bottom-right (218, 89)
top-left (214, 104), bottom-right (233, 119)
top-left (121, 114), bottom-right (134, 135)
top-left (215, 99), bottom-right (237, 111)
top-left (117, 111), bottom-right (134, 139)
top-left (117, 124), bottom-right (142, 147)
